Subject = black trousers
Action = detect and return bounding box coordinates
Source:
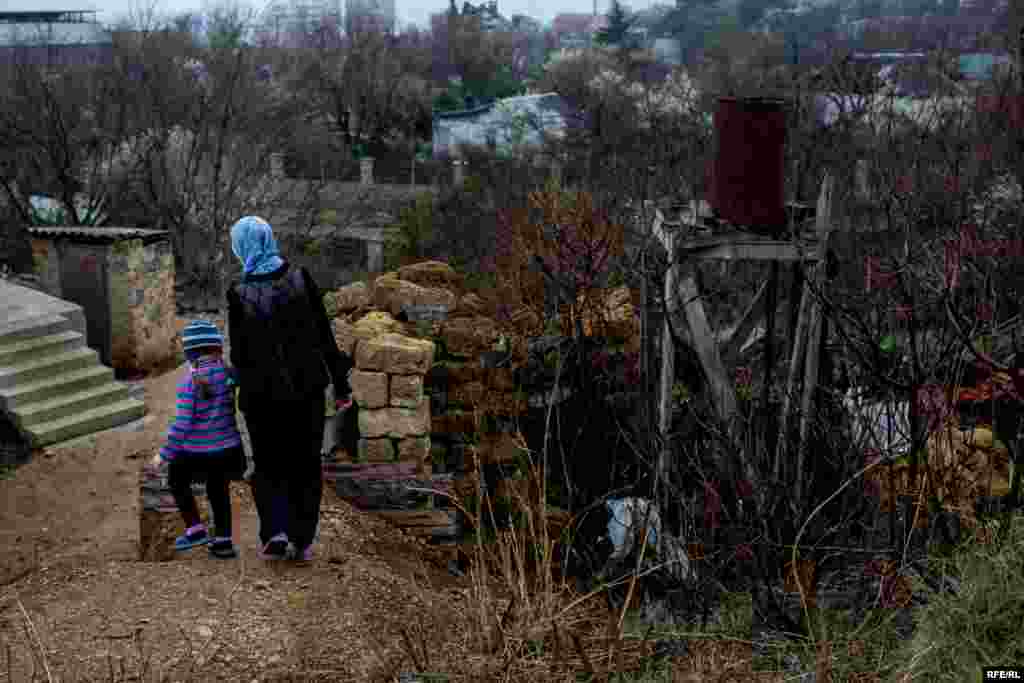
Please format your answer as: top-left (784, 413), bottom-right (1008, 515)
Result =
top-left (167, 446), bottom-right (246, 538)
top-left (244, 395), bottom-right (326, 550)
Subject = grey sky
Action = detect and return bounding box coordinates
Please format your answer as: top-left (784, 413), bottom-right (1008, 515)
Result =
top-left (55, 0), bottom-right (647, 31)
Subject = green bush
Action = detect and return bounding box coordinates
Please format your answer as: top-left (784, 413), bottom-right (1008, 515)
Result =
top-left (384, 192), bottom-right (435, 271)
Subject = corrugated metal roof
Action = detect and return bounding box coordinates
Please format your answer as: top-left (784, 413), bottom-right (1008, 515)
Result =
top-left (27, 227), bottom-right (170, 242)
top-left (0, 1), bottom-right (98, 13)
top-left (0, 21), bottom-right (108, 46)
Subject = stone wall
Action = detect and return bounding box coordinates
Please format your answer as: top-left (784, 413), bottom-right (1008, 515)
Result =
top-left (108, 239), bottom-right (177, 372)
top-left (325, 261), bottom-right (641, 541)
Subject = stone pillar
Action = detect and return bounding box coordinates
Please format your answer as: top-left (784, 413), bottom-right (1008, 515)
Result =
top-left (270, 152), bottom-right (286, 180)
top-left (328, 331), bottom-right (437, 525)
top-left (360, 157), bottom-right (375, 186)
top-left (452, 159), bottom-right (466, 187)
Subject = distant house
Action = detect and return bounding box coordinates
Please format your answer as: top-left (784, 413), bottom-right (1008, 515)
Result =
top-left (846, 51), bottom-right (965, 98)
top-left (509, 14), bottom-right (542, 34)
top-left (842, 15), bottom-right (1002, 51)
top-left (432, 92), bottom-right (571, 160)
top-left (459, 0), bottom-right (512, 32)
top-left (0, 1), bottom-right (111, 66)
top-left (652, 38), bottom-right (683, 66)
top-left (551, 13), bottom-right (605, 52)
top-left (959, 52), bottom-right (1013, 84)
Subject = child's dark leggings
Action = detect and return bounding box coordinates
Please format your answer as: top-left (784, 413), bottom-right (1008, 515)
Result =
top-left (167, 446), bottom-right (246, 538)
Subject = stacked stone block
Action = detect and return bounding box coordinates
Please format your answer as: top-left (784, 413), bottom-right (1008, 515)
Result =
top-left (329, 308), bottom-right (452, 538)
top-left (108, 239), bottom-right (177, 372)
top-left (327, 262), bottom-right (641, 542)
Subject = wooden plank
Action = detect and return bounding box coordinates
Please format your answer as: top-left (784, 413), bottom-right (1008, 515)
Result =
top-left (676, 228), bottom-right (818, 247)
top-left (324, 462), bottom-right (418, 481)
top-left (657, 212), bottom-right (677, 494)
top-left (761, 263), bottom-right (780, 460)
top-left (685, 241), bottom-right (821, 262)
top-left (795, 174), bottom-right (835, 502)
top-left (678, 264), bottom-right (738, 432)
top-left (375, 510), bottom-right (456, 527)
top-left (775, 277), bottom-right (811, 483)
top-left (720, 280), bottom-right (768, 363)
top-left (374, 509), bottom-right (459, 538)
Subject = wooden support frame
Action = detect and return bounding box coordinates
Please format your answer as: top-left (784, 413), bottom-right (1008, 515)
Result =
top-left (676, 231), bottom-right (823, 263)
top-left (655, 176), bottom-right (833, 500)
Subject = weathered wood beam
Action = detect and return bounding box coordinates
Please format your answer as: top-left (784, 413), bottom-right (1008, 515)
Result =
top-left (775, 271), bottom-right (812, 484)
top-left (678, 263), bottom-right (738, 432)
top-left (775, 174), bottom-right (835, 487)
top-left (762, 263), bottom-right (780, 464)
top-left (657, 213), bottom-right (678, 507)
top-left (720, 280), bottom-right (768, 364)
top-left (685, 241), bottom-right (822, 262)
top-left (795, 174), bottom-right (835, 503)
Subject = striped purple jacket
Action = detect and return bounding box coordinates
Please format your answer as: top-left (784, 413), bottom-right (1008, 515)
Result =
top-left (159, 357), bottom-right (242, 462)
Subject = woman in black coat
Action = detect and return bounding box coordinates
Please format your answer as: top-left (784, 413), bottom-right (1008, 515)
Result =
top-left (227, 216), bottom-right (354, 561)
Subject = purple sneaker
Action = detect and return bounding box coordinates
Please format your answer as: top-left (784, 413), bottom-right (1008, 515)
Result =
top-left (174, 524), bottom-right (209, 551)
top-left (257, 533), bottom-right (289, 560)
top-left (288, 544), bottom-right (314, 562)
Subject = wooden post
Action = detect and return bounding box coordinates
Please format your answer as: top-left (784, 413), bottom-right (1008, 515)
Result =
top-left (656, 211), bottom-right (677, 496)
top-left (775, 275), bottom-right (811, 484)
top-left (762, 262), bottom-right (780, 466)
top-left (787, 263), bottom-right (804, 343)
top-left (775, 174), bottom-right (833, 487)
top-left (794, 174), bottom-right (834, 503)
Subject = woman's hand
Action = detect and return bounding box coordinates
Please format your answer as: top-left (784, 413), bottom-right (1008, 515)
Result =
top-left (150, 453), bottom-right (164, 469)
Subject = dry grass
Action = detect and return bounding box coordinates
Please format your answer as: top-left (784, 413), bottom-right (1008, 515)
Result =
top-left (379, 422), bottom-right (775, 683)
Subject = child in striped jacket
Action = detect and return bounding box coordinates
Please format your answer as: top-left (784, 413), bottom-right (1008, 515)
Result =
top-left (154, 320), bottom-right (245, 559)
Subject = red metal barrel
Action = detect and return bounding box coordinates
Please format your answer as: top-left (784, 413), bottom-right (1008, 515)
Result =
top-left (711, 97), bottom-right (789, 232)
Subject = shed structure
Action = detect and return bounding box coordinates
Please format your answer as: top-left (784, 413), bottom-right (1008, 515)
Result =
top-left (27, 227), bottom-right (177, 372)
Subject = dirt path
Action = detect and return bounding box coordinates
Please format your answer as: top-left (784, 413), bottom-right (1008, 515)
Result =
top-left (0, 366), bottom-right (468, 682)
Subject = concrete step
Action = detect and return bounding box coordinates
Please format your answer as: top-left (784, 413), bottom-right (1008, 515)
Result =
top-left (0, 330), bottom-right (85, 367)
top-left (0, 314), bottom-right (72, 343)
top-left (13, 382), bottom-right (132, 427)
top-left (0, 347), bottom-right (98, 389)
top-left (27, 398), bottom-right (147, 448)
top-left (0, 365), bottom-right (114, 411)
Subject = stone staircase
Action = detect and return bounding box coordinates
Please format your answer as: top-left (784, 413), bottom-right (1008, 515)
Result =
top-left (0, 313), bottom-right (146, 448)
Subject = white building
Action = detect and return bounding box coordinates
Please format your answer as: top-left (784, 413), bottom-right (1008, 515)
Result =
top-left (259, 0), bottom-right (342, 44)
top-left (345, 0), bottom-right (396, 34)
top-left (0, 1), bottom-right (111, 66)
top-left (432, 92), bottom-right (570, 160)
